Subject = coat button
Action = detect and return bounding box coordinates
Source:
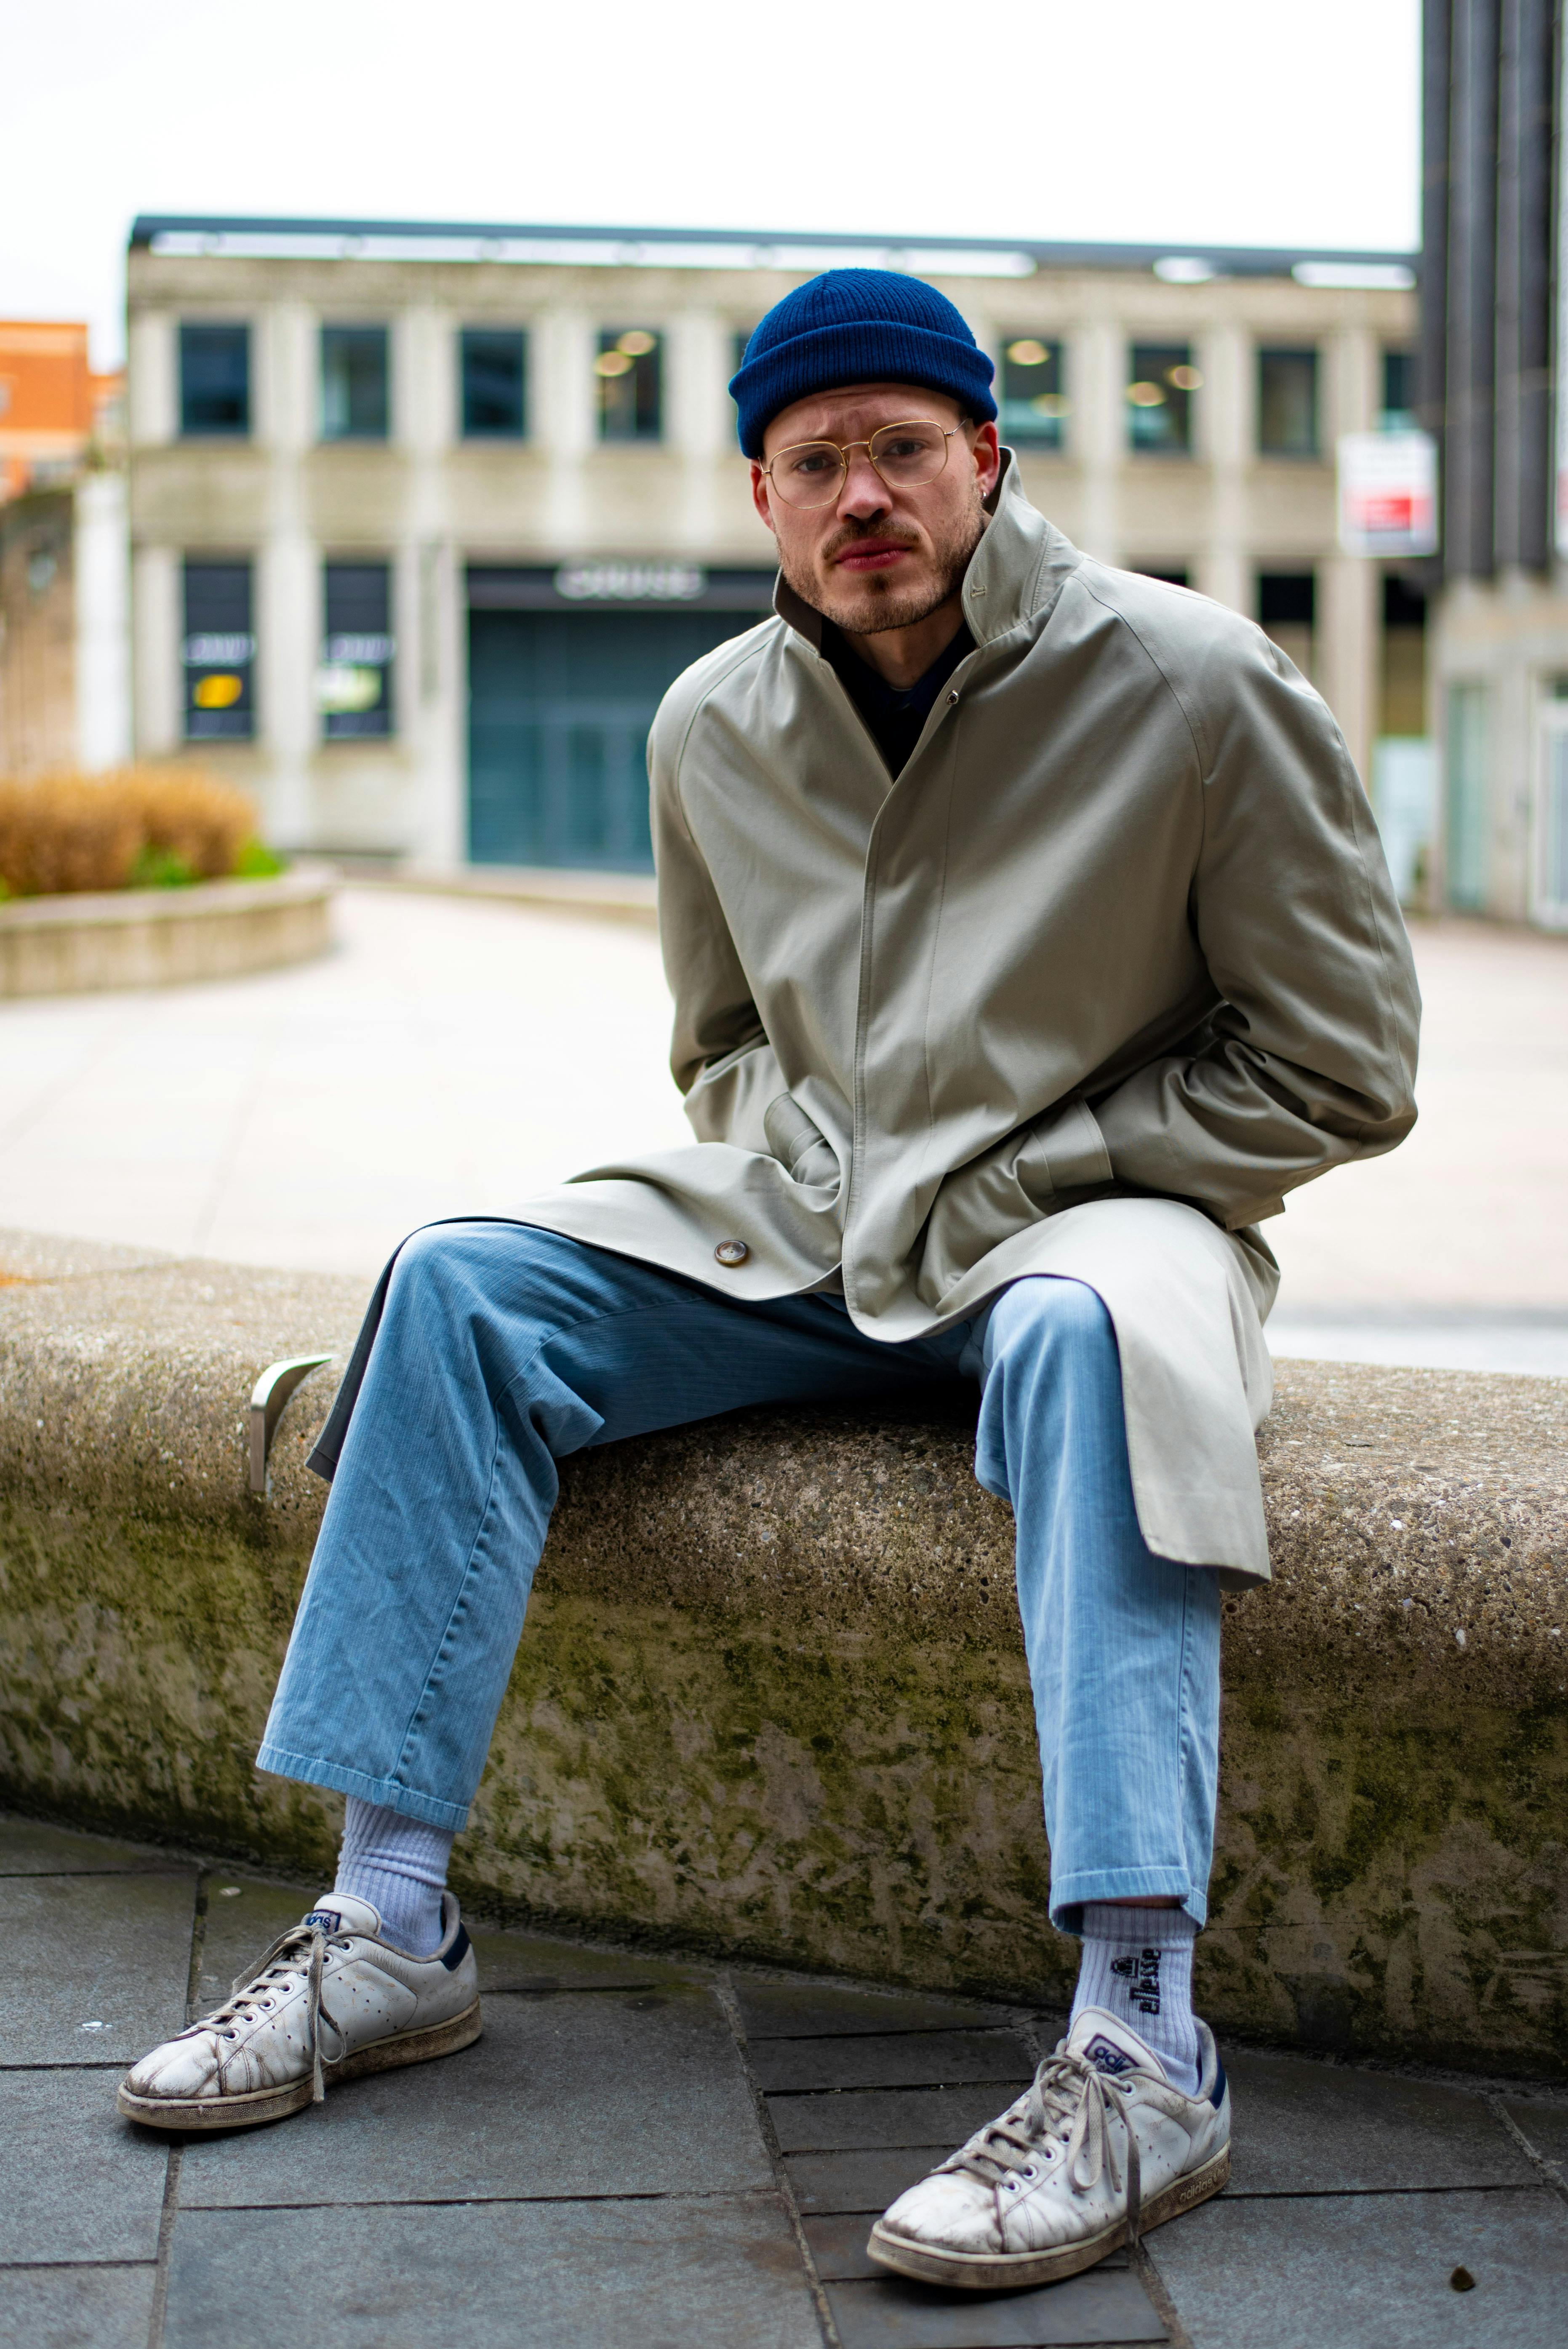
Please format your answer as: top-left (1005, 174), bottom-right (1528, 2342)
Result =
top-left (714, 1239), bottom-right (749, 1267)
top-left (947, 688), bottom-right (960, 705)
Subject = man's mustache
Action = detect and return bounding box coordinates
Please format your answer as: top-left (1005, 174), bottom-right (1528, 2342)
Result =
top-left (819, 521), bottom-right (923, 563)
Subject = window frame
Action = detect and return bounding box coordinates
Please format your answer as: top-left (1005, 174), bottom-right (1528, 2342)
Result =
top-left (319, 559), bottom-right (396, 743)
top-left (459, 327), bottom-right (528, 440)
top-left (595, 328), bottom-right (664, 445)
top-left (997, 336), bottom-right (1068, 451)
top-left (1126, 341), bottom-right (1196, 457)
top-left (178, 323), bottom-right (252, 440)
top-left (181, 557), bottom-right (256, 741)
top-left (1256, 347), bottom-right (1320, 461)
top-left (320, 323), bottom-right (391, 443)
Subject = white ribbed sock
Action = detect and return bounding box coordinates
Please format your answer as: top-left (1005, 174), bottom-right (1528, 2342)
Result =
top-left (1071, 1904), bottom-right (1202, 2096)
top-left (333, 1797), bottom-right (454, 1957)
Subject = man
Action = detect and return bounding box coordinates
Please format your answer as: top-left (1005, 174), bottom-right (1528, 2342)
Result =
top-left (121, 272), bottom-right (1419, 2290)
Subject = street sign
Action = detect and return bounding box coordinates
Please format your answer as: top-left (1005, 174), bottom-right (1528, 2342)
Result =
top-left (1337, 431), bottom-right (1439, 557)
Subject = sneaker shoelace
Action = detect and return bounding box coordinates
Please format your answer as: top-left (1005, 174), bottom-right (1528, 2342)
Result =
top-left (186, 1921), bottom-right (350, 2104)
top-left (938, 2048), bottom-right (1147, 2248)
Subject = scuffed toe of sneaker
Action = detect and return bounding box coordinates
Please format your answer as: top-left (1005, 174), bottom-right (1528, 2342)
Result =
top-left (879, 2171), bottom-right (1000, 2254)
top-left (123, 2031), bottom-right (223, 2105)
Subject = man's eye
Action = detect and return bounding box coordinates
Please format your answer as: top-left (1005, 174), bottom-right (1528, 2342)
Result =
top-left (789, 449), bottom-right (837, 475)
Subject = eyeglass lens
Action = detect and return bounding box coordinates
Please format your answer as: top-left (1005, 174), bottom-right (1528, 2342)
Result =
top-left (768, 421), bottom-right (951, 507)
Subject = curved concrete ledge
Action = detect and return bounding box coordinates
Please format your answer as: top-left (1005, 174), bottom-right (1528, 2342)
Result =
top-left (0, 869), bottom-right (334, 997)
top-left (0, 1225), bottom-right (1564, 2076)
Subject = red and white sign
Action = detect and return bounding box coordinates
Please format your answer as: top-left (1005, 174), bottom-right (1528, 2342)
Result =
top-left (1337, 432), bottom-right (1438, 558)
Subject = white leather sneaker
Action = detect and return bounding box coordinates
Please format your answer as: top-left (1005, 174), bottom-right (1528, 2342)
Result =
top-left (117, 1891), bottom-right (481, 2132)
top-left (867, 2005), bottom-right (1230, 2292)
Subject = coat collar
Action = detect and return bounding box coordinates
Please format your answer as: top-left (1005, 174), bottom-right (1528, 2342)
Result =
top-left (771, 451), bottom-right (1084, 654)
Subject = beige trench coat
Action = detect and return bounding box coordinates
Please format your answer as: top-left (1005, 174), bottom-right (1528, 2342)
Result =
top-left (320, 459), bottom-right (1420, 1588)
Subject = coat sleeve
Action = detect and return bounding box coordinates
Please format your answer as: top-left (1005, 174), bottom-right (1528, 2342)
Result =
top-left (1087, 622), bottom-right (1421, 1231)
top-left (648, 672), bottom-right (785, 1153)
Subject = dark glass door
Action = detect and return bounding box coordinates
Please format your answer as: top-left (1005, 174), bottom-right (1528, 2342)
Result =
top-left (467, 606), bottom-right (768, 870)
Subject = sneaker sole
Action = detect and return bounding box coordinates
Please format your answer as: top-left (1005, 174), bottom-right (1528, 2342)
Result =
top-left (116, 1998), bottom-right (483, 2133)
top-left (865, 2141), bottom-right (1230, 2292)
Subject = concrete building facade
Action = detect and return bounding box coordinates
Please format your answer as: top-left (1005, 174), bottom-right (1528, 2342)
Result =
top-left (125, 216), bottom-right (1419, 871)
top-left (1422, 0), bottom-right (1566, 929)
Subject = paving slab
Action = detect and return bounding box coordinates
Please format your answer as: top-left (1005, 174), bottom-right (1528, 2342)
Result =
top-left (824, 2270), bottom-right (1165, 2347)
top-left (0, 2262), bottom-right (157, 2345)
top-left (1502, 2097), bottom-right (1568, 2177)
top-left (194, 1868), bottom-right (700, 2000)
top-left (191, 1874), bottom-right (321, 2012)
top-left (787, 2147), bottom-right (959, 2215)
top-left (1151, 2184), bottom-right (1568, 2349)
top-left (805, 2211), bottom-right (1131, 2284)
top-left (754, 2031), bottom-right (1035, 2095)
top-left (1224, 2050), bottom-right (1535, 2193)
top-left (771, 2085), bottom-right (1022, 2155)
top-left (0, 1870), bottom-right (196, 2062)
top-left (161, 2194), bottom-right (820, 2349)
top-left (0, 1813), bottom-right (172, 1874)
top-left (0, 2072), bottom-right (168, 2263)
top-left (179, 1982), bottom-right (770, 2206)
top-left (736, 1981), bottom-right (1024, 2042)
top-left (466, 1927), bottom-right (695, 1994)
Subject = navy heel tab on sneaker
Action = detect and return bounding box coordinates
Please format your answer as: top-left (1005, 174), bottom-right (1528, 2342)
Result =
top-left (1209, 2051), bottom-right (1227, 2109)
top-left (441, 1921), bottom-right (471, 1971)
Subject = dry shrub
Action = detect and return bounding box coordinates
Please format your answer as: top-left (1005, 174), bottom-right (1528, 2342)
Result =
top-left (0, 767), bottom-right (261, 897)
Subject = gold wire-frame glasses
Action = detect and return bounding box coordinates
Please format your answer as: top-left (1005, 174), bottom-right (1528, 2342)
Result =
top-left (760, 419), bottom-right (963, 508)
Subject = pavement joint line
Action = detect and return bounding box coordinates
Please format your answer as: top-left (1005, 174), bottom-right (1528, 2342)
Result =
top-left (0, 2259), bottom-right (158, 2272)
top-left (184, 1867), bottom-right (211, 2023)
top-left (146, 2143), bottom-right (183, 2349)
top-left (176, 2187), bottom-right (815, 2212)
top-left (1215, 2182), bottom-right (1551, 2200)
top-left (0, 2062), bottom-right (129, 2072)
top-left (764, 2078), bottom-right (1031, 2098)
top-left (1488, 2094), bottom-right (1568, 2206)
top-left (712, 1971), bottom-right (845, 2349)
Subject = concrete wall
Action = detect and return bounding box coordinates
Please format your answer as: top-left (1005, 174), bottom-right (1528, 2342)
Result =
top-left (1, 1230), bottom-right (1564, 2077)
top-left (126, 245), bottom-right (1416, 861)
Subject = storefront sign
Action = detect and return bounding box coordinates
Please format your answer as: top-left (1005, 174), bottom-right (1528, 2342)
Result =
top-left (555, 563), bottom-right (706, 603)
top-left (1337, 432), bottom-right (1438, 558)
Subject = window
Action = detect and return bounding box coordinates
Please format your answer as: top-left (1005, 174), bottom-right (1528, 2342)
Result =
top-left (1131, 567), bottom-right (1189, 587)
top-left (1127, 343), bottom-right (1198, 453)
top-left (182, 561), bottom-right (254, 740)
top-left (179, 324), bottom-right (250, 437)
top-left (1445, 682), bottom-right (1488, 910)
top-left (1259, 572), bottom-right (1315, 682)
top-left (319, 562), bottom-right (394, 740)
top-left (321, 326), bottom-right (389, 441)
top-left (1381, 349), bottom-right (1418, 432)
top-left (596, 329), bottom-right (662, 442)
top-left (999, 338), bottom-right (1067, 449)
top-left (1258, 349), bottom-right (1318, 457)
top-left (461, 329), bottom-right (527, 438)
top-left (1380, 575), bottom-right (1427, 738)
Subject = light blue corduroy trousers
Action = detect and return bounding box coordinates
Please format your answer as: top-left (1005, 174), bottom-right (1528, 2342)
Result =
top-left (259, 1223), bottom-right (1221, 1930)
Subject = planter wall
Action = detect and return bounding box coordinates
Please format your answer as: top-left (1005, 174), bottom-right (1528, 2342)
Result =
top-left (0, 870), bottom-right (333, 997)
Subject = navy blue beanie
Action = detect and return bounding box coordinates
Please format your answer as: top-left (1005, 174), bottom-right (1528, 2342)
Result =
top-left (729, 269), bottom-right (997, 459)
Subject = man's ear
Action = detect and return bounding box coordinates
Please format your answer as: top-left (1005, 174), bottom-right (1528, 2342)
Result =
top-left (749, 461), bottom-right (778, 535)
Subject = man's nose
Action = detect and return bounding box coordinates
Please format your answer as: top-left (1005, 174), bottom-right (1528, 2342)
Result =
top-left (837, 446), bottom-right (890, 520)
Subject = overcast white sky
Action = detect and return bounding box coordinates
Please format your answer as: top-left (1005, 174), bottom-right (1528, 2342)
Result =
top-left (3, 0), bottom-right (1421, 369)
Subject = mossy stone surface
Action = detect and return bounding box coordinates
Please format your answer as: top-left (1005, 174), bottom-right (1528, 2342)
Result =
top-left (2, 1231), bottom-right (1564, 2073)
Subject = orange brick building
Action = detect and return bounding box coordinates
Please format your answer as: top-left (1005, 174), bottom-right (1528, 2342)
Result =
top-left (0, 321), bottom-right (122, 502)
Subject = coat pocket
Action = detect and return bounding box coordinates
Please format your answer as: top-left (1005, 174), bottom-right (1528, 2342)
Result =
top-left (917, 1096), bottom-right (1114, 1304)
top-left (1016, 1094), bottom-right (1113, 1205)
top-left (763, 1093), bottom-right (842, 1190)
